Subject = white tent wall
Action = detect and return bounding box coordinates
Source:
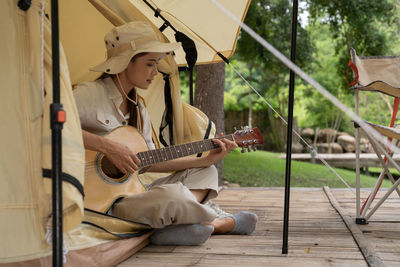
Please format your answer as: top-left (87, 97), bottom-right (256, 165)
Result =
top-left (0, 1), bottom-right (51, 261)
top-left (0, 0), bottom-right (85, 263)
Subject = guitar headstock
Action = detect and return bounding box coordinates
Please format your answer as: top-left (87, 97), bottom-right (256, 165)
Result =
top-left (232, 126), bottom-right (263, 153)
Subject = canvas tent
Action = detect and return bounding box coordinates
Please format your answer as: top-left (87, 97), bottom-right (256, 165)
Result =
top-left (0, 0), bottom-right (250, 265)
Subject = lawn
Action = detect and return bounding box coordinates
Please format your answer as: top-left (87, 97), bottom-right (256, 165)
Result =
top-left (223, 150), bottom-right (393, 188)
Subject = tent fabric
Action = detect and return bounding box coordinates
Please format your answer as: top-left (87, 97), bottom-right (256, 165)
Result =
top-left (350, 48), bottom-right (400, 97)
top-left (0, 0), bottom-right (52, 262)
top-left (0, 0), bottom-right (104, 262)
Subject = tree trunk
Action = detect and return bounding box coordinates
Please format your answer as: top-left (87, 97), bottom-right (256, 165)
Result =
top-left (194, 62), bottom-right (225, 185)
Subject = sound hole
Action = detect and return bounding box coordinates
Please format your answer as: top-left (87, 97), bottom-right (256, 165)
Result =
top-left (100, 156), bottom-right (125, 179)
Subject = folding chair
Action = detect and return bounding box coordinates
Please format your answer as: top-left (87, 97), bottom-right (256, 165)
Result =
top-left (347, 48), bottom-right (400, 224)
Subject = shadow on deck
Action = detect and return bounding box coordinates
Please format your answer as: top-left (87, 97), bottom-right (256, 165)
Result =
top-left (118, 187), bottom-right (400, 267)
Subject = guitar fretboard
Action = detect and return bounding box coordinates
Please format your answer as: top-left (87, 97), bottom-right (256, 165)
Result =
top-left (137, 135), bottom-right (233, 167)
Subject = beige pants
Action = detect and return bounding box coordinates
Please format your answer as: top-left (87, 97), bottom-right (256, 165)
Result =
top-left (111, 166), bottom-right (219, 228)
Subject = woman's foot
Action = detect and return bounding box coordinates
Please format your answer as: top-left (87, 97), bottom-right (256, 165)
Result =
top-left (229, 212), bottom-right (258, 235)
top-left (210, 216), bottom-right (235, 234)
top-left (208, 211), bottom-right (258, 235)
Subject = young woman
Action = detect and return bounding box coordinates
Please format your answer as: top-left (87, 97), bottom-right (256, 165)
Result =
top-left (73, 21), bottom-right (257, 245)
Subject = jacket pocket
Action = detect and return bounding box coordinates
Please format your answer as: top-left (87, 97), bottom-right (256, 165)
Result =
top-left (96, 111), bottom-right (119, 130)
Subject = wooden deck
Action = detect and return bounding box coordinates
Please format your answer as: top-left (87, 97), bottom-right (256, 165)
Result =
top-left (118, 187), bottom-right (400, 267)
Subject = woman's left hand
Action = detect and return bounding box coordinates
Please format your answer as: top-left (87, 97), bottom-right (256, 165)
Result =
top-left (204, 133), bottom-right (238, 166)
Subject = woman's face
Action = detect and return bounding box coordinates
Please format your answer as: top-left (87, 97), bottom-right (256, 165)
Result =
top-left (124, 52), bottom-right (162, 89)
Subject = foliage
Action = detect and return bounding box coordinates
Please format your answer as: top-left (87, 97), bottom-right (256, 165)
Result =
top-left (223, 149), bottom-right (392, 188)
top-left (234, 0), bottom-right (313, 110)
top-left (224, 0), bottom-right (399, 136)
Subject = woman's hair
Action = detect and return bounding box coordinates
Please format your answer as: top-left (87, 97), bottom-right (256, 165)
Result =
top-left (130, 52), bottom-right (149, 62)
top-left (97, 72), bottom-right (113, 80)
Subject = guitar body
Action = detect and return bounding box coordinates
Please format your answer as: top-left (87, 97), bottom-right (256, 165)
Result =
top-left (84, 126), bottom-right (147, 213)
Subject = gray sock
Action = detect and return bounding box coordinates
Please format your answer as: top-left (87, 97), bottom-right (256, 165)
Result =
top-left (229, 212), bottom-right (258, 235)
top-left (150, 224), bottom-right (214, 246)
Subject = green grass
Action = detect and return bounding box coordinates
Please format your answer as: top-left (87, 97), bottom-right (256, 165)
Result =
top-left (223, 150), bottom-right (393, 188)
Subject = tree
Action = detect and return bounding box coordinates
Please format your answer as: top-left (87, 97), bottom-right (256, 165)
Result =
top-left (195, 62), bottom-right (225, 184)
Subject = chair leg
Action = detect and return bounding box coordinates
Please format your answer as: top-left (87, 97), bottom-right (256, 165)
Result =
top-left (361, 135), bottom-right (400, 221)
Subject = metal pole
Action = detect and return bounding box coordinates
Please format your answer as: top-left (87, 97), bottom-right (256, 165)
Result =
top-left (51, 0), bottom-right (65, 265)
top-left (355, 89), bottom-right (361, 219)
top-left (282, 0), bottom-right (298, 254)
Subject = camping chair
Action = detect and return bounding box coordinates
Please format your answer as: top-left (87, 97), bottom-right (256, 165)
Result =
top-left (347, 48), bottom-right (400, 224)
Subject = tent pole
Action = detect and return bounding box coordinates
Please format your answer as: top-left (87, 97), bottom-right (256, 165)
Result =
top-left (282, 0), bottom-right (298, 254)
top-left (51, 0), bottom-right (65, 265)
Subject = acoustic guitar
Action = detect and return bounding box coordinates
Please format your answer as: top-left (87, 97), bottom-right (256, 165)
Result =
top-left (84, 126), bottom-right (263, 213)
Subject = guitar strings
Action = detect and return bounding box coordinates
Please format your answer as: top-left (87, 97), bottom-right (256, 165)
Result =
top-left (210, 0), bottom-right (400, 194)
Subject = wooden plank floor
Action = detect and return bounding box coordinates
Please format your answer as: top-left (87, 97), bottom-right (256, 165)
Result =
top-left (331, 188), bottom-right (400, 266)
top-left (118, 187), bottom-right (400, 266)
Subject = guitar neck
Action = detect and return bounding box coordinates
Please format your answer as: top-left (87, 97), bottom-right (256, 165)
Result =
top-left (137, 135), bottom-right (233, 168)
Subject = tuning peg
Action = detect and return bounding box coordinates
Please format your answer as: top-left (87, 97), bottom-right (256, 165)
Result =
top-left (241, 147), bottom-right (246, 153)
top-left (247, 147), bottom-right (251, 152)
top-left (252, 146), bottom-right (257, 151)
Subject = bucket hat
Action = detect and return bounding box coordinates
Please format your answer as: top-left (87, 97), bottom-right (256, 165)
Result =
top-left (91, 21), bottom-right (181, 74)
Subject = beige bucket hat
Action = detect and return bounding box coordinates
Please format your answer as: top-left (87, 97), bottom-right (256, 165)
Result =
top-left (91, 21), bottom-right (181, 74)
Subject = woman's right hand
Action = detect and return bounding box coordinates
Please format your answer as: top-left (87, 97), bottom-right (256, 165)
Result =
top-left (82, 130), bottom-right (141, 174)
top-left (103, 140), bottom-right (141, 174)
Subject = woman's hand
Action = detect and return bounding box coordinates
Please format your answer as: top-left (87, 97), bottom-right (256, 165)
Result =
top-left (103, 140), bottom-right (141, 174)
top-left (203, 133), bottom-right (238, 166)
top-left (82, 130), bottom-right (140, 174)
